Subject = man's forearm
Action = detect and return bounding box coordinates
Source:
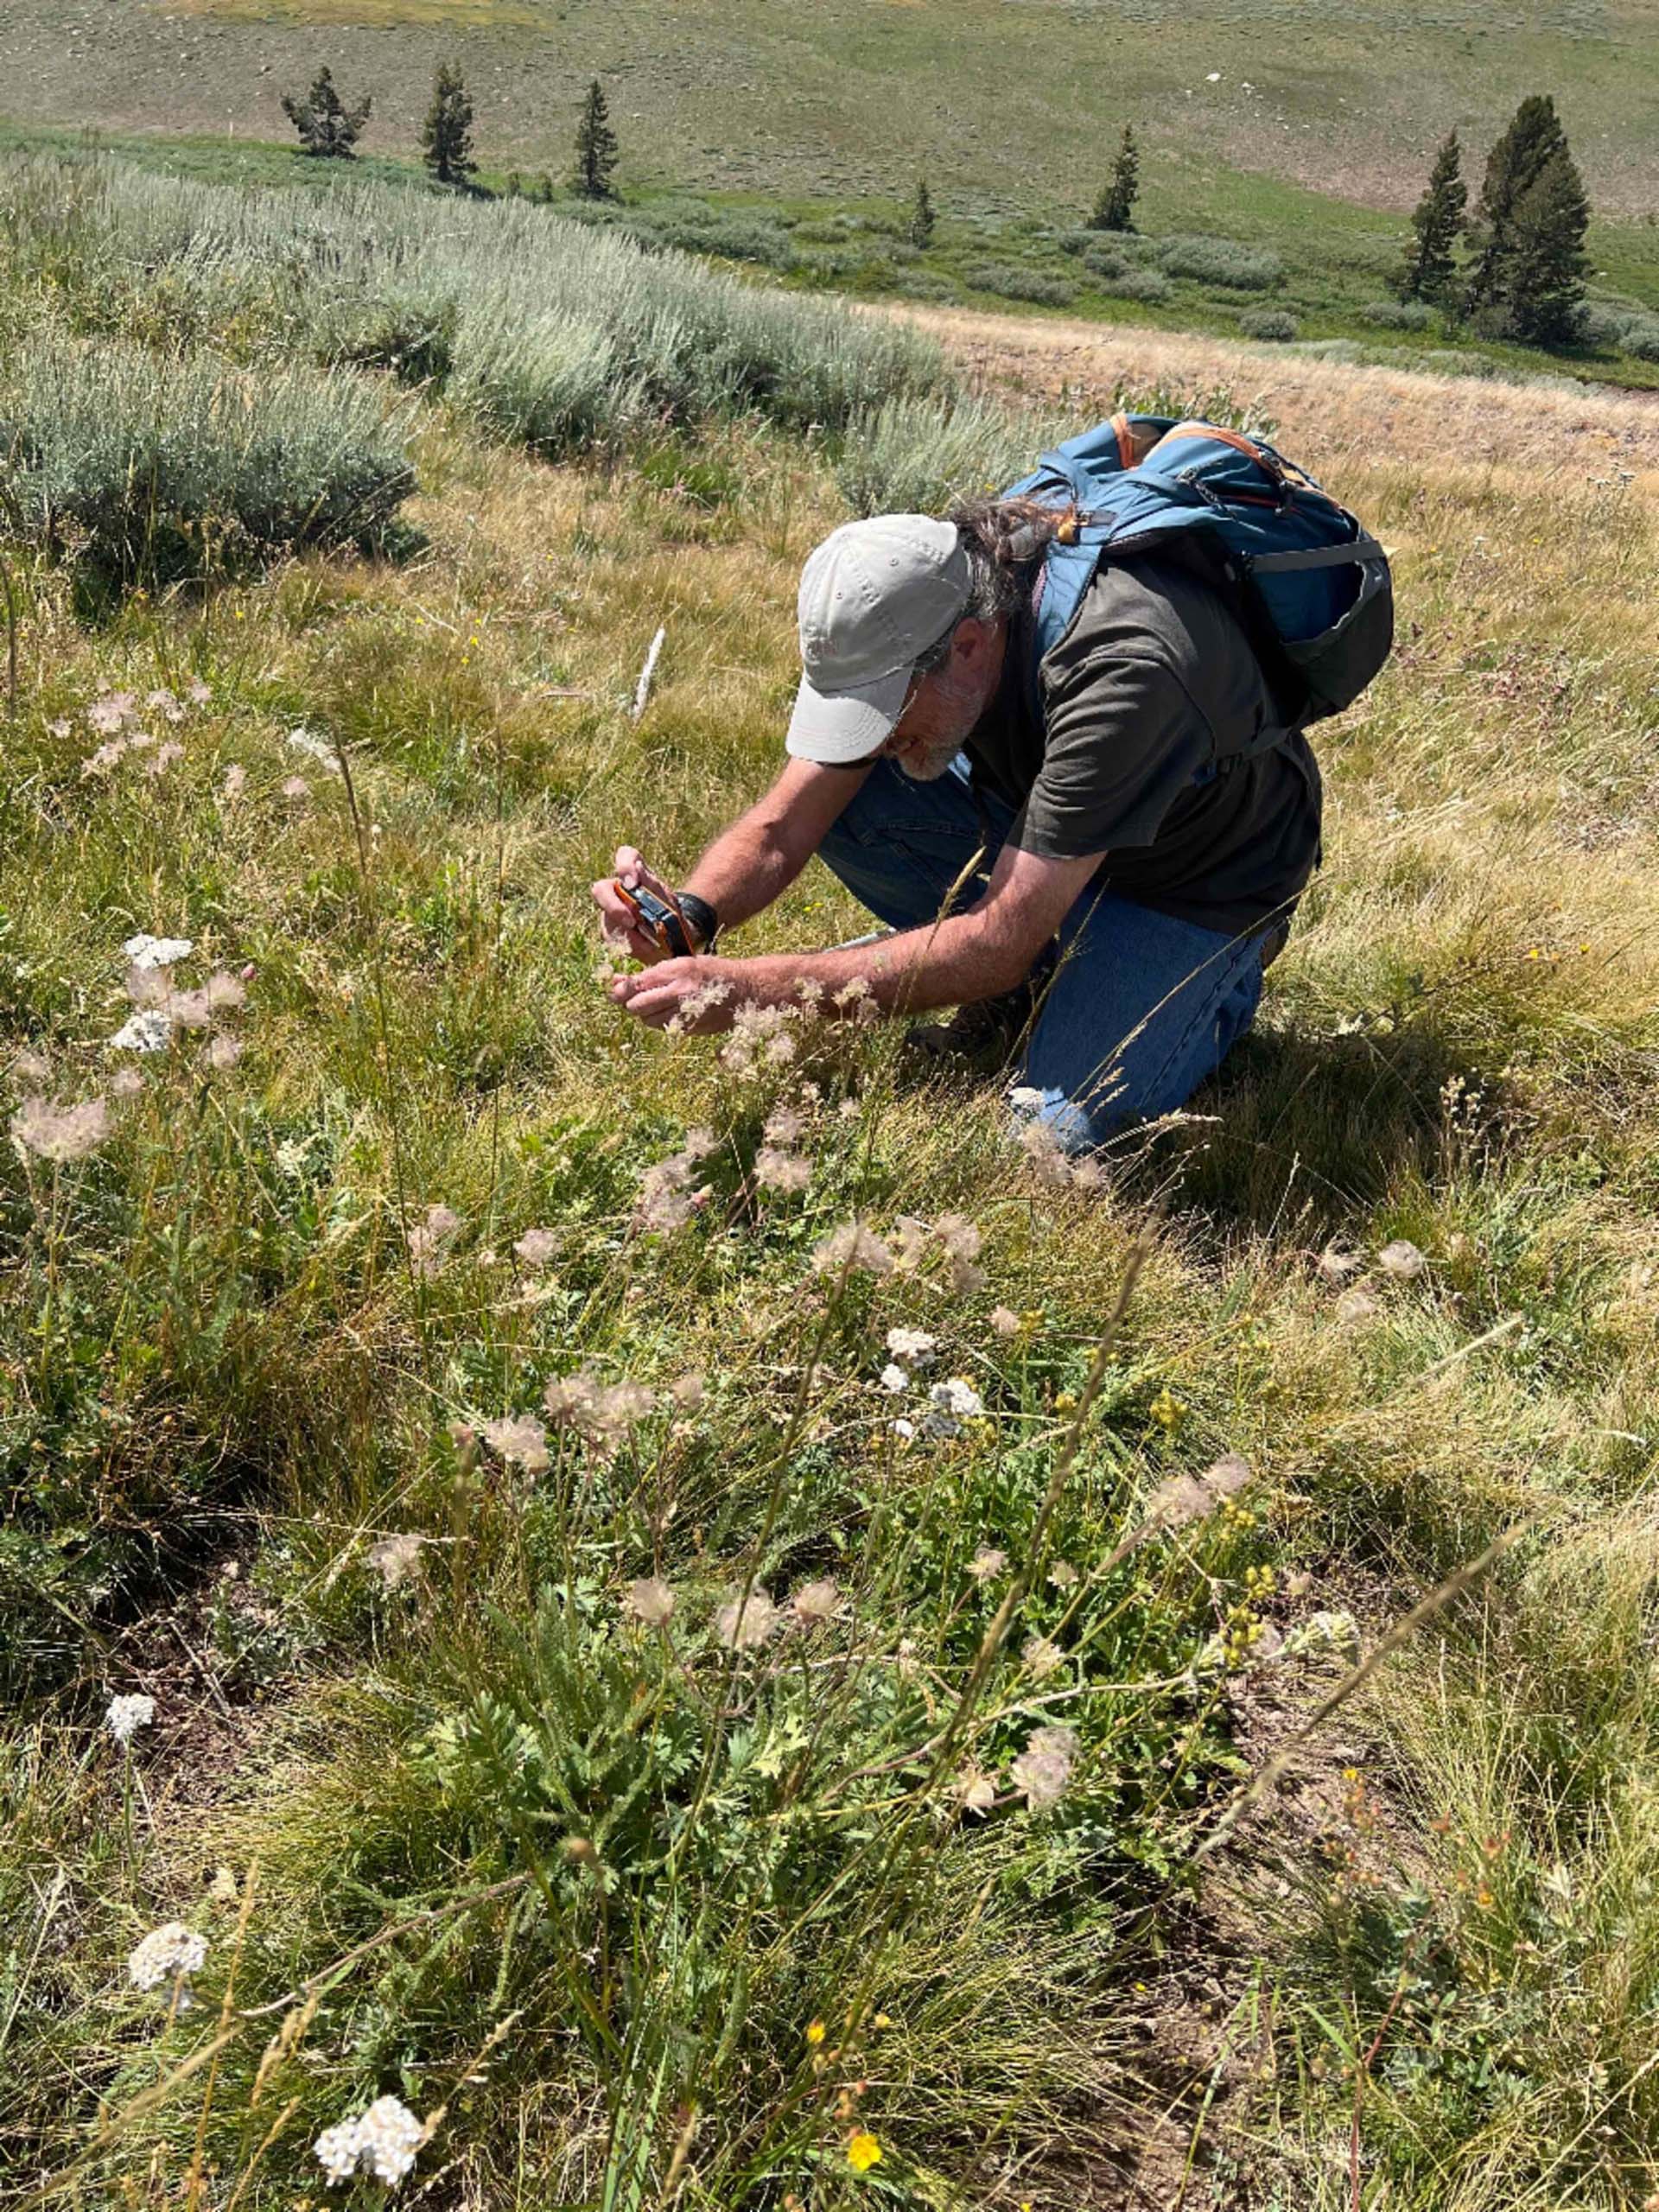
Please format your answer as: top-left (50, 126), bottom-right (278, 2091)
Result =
top-left (679, 810), bottom-right (804, 931)
top-left (740, 906), bottom-right (1033, 1019)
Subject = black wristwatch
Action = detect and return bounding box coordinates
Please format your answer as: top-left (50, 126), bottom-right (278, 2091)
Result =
top-left (676, 891), bottom-right (720, 953)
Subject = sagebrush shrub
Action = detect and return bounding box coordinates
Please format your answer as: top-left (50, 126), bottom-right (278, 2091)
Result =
top-left (1156, 235), bottom-right (1283, 290)
top-left (1361, 298), bottom-right (1434, 332)
top-left (1238, 308), bottom-right (1300, 342)
top-left (960, 263), bottom-right (1075, 307)
top-left (833, 393), bottom-right (1045, 516)
top-left (1100, 266), bottom-right (1172, 305)
top-left (0, 333), bottom-right (416, 587)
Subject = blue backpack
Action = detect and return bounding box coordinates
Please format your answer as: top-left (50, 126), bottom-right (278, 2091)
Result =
top-left (1001, 413), bottom-right (1393, 753)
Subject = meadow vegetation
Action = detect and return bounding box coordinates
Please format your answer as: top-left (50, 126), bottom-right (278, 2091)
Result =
top-left (3, 151), bottom-right (1659, 2209)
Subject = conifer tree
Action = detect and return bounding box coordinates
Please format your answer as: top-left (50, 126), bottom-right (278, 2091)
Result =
top-left (1464, 92), bottom-right (1569, 321)
top-left (422, 63), bottom-right (476, 188)
top-left (281, 65), bottom-right (372, 160)
top-left (1503, 146), bottom-right (1591, 343)
top-left (1398, 130), bottom-right (1466, 302)
top-left (574, 79), bottom-right (620, 200)
top-left (1090, 124), bottom-right (1140, 232)
top-left (908, 175), bottom-right (936, 250)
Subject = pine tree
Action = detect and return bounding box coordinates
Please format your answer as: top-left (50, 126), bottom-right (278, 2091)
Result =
top-left (574, 79), bottom-right (620, 200)
top-left (422, 63), bottom-right (476, 188)
top-left (281, 65), bottom-right (372, 160)
top-left (1398, 130), bottom-right (1466, 302)
top-left (908, 175), bottom-right (936, 250)
top-left (1090, 124), bottom-right (1140, 233)
top-left (1503, 146), bottom-right (1591, 343)
top-left (1465, 92), bottom-right (1569, 321)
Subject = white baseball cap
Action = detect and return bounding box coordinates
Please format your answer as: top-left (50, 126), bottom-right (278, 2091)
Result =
top-left (785, 514), bottom-right (971, 765)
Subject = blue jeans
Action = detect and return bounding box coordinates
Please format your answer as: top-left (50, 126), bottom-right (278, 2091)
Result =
top-left (817, 755), bottom-right (1273, 1154)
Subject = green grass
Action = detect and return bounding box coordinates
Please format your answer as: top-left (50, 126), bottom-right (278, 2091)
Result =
top-left (3, 147), bottom-right (1659, 2211)
top-left (4, 112), bottom-right (1653, 392)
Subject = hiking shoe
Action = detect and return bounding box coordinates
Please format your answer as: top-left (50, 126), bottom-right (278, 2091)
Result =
top-left (904, 979), bottom-right (1039, 1077)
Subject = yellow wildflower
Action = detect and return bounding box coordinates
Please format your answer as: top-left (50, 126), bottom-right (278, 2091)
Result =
top-left (805, 2019), bottom-right (826, 2046)
top-left (848, 2131), bottom-right (882, 2172)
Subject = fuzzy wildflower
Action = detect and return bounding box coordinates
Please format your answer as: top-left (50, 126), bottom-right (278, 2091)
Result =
top-left (1377, 1238), bottom-right (1427, 1280)
top-left (481, 1414), bottom-right (550, 1476)
top-left (105, 1693), bottom-right (156, 1745)
top-left (207, 1866), bottom-right (238, 1906)
top-left (365, 1533), bottom-right (427, 1592)
top-left (934, 1212), bottom-right (985, 1295)
top-left (281, 774), bottom-right (311, 802)
top-left (144, 741), bottom-right (185, 777)
top-left (791, 1578), bottom-right (840, 1627)
top-left (86, 691), bottom-right (137, 735)
top-left (111, 1065), bottom-right (146, 1098)
top-left (205, 1034), bottom-right (243, 1071)
top-left (10, 1046), bottom-right (52, 1084)
top-left (407, 1203), bottom-right (462, 1273)
top-left (1335, 1287), bottom-right (1380, 1326)
top-left (670, 1371), bottom-right (705, 1413)
top-left (128, 1921), bottom-right (207, 1993)
top-left (756, 1145), bottom-right (812, 1193)
top-left (812, 1220), bottom-right (894, 1278)
top-left (512, 1227), bottom-right (560, 1267)
top-left (715, 1586), bottom-right (779, 1649)
top-left (968, 1546), bottom-right (1007, 1582)
top-left (957, 1766), bottom-right (998, 1816)
top-left (11, 1095), bottom-right (111, 1162)
top-left (1316, 1244), bottom-right (1363, 1283)
top-left (1020, 1635), bottom-right (1065, 1680)
top-left (1009, 1722), bottom-right (1079, 1810)
top-left (220, 763), bottom-right (247, 802)
top-left (314, 2095), bottom-right (425, 2189)
top-left (286, 725), bottom-right (341, 772)
top-left (1147, 1451), bottom-right (1254, 1532)
top-left (635, 1149), bottom-right (707, 1233)
top-left (761, 1104), bottom-right (803, 1147)
top-left (989, 1306), bottom-right (1020, 1338)
top-left (624, 1576), bottom-right (677, 1627)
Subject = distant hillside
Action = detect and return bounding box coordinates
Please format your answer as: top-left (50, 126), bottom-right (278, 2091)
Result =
top-left (2, 0), bottom-right (1656, 220)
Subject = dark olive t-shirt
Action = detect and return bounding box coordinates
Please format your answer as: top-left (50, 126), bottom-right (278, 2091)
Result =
top-left (966, 555), bottom-right (1323, 936)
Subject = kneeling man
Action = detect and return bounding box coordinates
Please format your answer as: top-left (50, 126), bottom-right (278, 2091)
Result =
top-left (593, 499), bottom-right (1320, 1154)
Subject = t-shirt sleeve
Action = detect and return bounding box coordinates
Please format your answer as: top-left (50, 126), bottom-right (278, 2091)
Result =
top-left (1006, 647), bottom-right (1214, 861)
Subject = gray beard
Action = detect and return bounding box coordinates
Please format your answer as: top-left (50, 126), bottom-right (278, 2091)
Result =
top-left (895, 742), bottom-right (961, 783)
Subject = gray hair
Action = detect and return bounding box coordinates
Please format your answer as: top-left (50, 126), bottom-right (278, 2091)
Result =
top-left (911, 495), bottom-right (1075, 674)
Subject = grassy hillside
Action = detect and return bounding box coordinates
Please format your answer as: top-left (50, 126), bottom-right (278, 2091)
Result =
top-left (3, 0), bottom-right (1659, 218)
top-left (5, 155), bottom-right (1659, 2210)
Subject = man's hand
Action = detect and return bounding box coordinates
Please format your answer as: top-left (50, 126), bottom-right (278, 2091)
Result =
top-left (608, 956), bottom-right (742, 1033)
top-left (590, 846), bottom-right (679, 965)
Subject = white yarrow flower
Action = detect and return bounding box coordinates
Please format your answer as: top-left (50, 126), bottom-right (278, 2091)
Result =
top-left (886, 1325), bottom-right (937, 1363)
top-left (122, 934), bottom-right (194, 971)
top-left (128, 1920), bottom-right (207, 1992)
top-left (880, 1363), bottom-right (909, 1395)
top-left (109, 1010), bottom-right (174, 1053)
top-left (314, 2094), bottom-right (426, 2189)
top-left (105, 1693), bottom-right (155, 1745)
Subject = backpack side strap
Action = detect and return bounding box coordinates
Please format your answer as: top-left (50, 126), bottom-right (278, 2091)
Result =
top-left (1250, 535), bottom-right (1388, 575)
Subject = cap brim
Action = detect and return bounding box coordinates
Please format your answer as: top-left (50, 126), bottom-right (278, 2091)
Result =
top-left (785, 660), bottom-right (912, 766)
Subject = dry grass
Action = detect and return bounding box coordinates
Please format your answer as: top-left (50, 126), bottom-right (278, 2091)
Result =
top-left (4, 203), bottom-right (1659, 2209)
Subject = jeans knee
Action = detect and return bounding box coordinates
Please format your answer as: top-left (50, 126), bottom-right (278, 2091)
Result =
top-left (1008, 1084), bottom-right (1123, 1159)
